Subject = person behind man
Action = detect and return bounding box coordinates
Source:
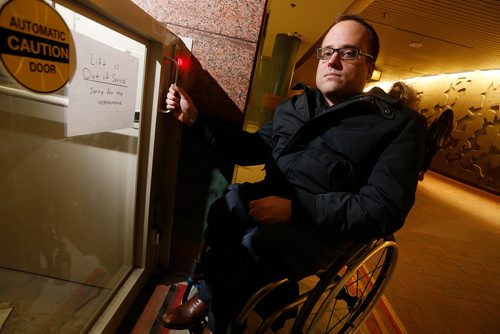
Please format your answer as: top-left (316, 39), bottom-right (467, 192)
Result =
top-left (161, 14), bottom-right (427, 334)
top-left (388, 80), bottom-right (421, 111)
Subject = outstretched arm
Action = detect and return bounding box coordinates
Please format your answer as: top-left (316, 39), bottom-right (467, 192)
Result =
top-left (166, 84), bottom-right (274, 165)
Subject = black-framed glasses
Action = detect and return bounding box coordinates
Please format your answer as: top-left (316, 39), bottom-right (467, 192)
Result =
top-left (316, 47), bottom-right (374, 61)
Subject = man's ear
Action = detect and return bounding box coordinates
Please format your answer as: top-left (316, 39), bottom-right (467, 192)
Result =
top-left (366, 62), bottom-right (375, 80)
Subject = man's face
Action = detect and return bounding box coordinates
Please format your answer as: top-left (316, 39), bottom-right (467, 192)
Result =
top-left (315, 20), bottom-right (375, 106)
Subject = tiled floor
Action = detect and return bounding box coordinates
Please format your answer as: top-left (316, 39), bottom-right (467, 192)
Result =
top-left (384, 172), bottom-right (500, 334)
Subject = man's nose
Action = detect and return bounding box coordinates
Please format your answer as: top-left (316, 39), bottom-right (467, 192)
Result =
top-left (327, 51), bottom-right (341, 66)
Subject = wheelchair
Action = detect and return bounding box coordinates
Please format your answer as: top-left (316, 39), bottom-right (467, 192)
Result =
top-left (180, 235), bottom-right (396, 334)
top-left (179, 108), bottom-right (453, 334)
top-left (231, 235), bottom-right (397, 333)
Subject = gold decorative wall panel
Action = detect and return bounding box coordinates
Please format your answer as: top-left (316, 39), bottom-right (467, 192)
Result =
top-left (405, 71), bottom-right (499, 194)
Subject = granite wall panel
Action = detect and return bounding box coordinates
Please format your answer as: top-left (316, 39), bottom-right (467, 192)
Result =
top-left (141, 0), bottom-right (264, 42)
top-left (133, 0), bottom-right (267, 120)
top-left (168, 26), bottom-right (257, 122)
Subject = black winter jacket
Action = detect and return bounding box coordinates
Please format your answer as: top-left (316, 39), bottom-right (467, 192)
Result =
top-left (194, 84), bottom-right (427, 240)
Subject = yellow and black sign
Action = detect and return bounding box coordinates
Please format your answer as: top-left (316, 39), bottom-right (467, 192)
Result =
top-left (0, 0), bottom-right (73, 93)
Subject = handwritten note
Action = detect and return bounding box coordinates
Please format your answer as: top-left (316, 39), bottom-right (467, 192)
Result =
top-left (66, 32), bottom-right (139, 137)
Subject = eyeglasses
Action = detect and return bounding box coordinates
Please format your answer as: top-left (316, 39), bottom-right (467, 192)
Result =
top-left (316, 47), bottom-right (374, 61)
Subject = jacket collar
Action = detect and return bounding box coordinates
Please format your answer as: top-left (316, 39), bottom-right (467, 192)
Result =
top-left (292, 83), bottom-right (398, 120)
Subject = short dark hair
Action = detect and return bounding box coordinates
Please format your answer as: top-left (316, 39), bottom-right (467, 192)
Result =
top-left (335, 14), bottom-right (380, 63)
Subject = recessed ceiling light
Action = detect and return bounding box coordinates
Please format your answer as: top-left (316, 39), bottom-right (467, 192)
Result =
top-left (409, 42), bottom-right (423, 48)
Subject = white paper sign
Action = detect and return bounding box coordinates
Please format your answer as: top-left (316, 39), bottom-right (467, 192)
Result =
top-left (66, 32), bottom-right (139, 137)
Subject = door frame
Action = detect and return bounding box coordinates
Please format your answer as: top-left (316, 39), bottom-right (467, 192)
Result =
top-left (56, 0), bottom-right (181, 332)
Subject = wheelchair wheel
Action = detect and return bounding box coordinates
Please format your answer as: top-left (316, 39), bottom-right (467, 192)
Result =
top-left (291, 236), bottom-right (398, 334)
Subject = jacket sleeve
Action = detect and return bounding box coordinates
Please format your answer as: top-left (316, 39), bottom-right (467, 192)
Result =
top-left (294, 113), bottom-right (427, 238)
top-left (189, 114), bottom-right (274, 166)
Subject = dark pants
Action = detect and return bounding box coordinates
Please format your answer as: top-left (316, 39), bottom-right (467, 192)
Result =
top-left (197, 183), bottom-right (353, 333)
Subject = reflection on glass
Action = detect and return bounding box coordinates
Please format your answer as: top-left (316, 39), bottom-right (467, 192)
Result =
top-left (0, 3), bottom-right (146, 333)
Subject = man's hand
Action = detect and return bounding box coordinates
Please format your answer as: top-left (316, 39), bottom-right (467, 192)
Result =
top-left (249, 196), bottom-right (292, 225)
top-left (165, 84), bottom-right (198, 126)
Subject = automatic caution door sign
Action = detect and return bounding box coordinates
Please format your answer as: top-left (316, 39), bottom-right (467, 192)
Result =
top-left (0, 0), bottom-right (73, 93)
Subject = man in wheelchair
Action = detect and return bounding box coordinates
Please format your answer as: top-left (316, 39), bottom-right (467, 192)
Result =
top-left (162, 14), bottom-right (427, 334)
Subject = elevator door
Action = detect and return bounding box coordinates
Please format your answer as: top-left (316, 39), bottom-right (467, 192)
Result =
top-left (0, 2), bottom-right (153, 333)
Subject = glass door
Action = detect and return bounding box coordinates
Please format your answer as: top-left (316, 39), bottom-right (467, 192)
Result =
top-left (0, 0), bottom-right (178, 332)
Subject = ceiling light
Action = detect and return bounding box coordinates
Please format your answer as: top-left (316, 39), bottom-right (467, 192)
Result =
top-left (409, 42), bottom-right (423, 48)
